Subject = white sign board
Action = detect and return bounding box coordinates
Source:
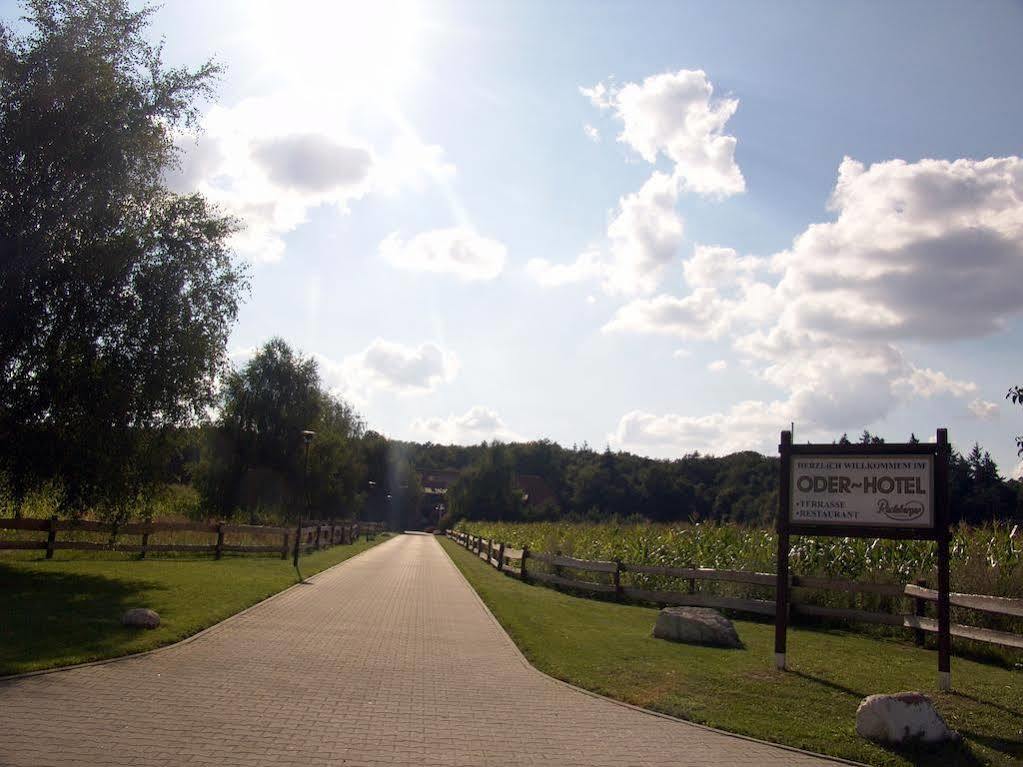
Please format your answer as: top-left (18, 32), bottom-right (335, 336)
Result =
top-left (790, 455), bottom-right (934, 528)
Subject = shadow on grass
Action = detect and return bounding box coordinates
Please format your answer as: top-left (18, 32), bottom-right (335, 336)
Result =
top-left (953, 689), bottom-right (1023, 719)
top-left (790, 669), bottom-right (868, 699)
top-left (0, 562), bottom-right (164, 675)
top-left (876, 739), bottom-right (986, 767)
top-left (791, 669), bottom-right (1015, 767)
top-left (960, 731), bottom-right (1023, 762)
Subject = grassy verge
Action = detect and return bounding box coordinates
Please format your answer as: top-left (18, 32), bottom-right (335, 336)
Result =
top-left (440, 537), bottom-right (1022, 767)
top-left (0, 535), bottom-right (390, 675)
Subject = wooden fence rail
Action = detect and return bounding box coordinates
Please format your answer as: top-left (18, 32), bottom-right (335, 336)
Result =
top-left (447, 530), bottom-right (1023, 651)
top-left (0, 517), bottom-right (387, 560)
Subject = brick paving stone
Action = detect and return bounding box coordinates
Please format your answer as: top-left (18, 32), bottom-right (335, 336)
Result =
top-left (0, 534), bottom-right (848, 766)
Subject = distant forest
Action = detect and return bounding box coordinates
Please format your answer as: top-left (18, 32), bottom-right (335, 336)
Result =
top-left (393, 433), bottom-right (1022, 528)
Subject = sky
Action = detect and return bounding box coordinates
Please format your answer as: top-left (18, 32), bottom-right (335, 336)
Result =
top-left (15, 0), bottom-right (1023, 471)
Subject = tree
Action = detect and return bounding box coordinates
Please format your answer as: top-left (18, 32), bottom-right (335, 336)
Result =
top-left (0, 0), bottom-right (246, 516)
top-left (443, 443), bottom-right (523, 526)
top-left (1008, 386), bottom-right (1023, 456)
top-left (196, 338), bottom-right (365, 521)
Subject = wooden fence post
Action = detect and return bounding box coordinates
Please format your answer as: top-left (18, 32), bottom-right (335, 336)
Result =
top-left (936, 427), bottom-right (952, 692)
top-left (687, 562), bottom-right (696, 595)
top-left (496, 542), bottom-right (505, 573)
top-left (486, 538), bottom-right (493, 565)
top-left (913, 578), bottom-right (927, 646)
top-left (314, 524), bottom-right (322, 550)
top-left (215, 522), bottom-right (224, 560)
top-left (45, 515), bottom-right (57, 560)
top-left (614, 559), bottom-right (622, 601)
top-left (139, 528), bottom-right (149, 560)
top-left (521, 547), bottom-right (529, 581)
top-left (774, 429), bottom-right (793, 672)
top-left (281, 532), bottom-right (290, 560)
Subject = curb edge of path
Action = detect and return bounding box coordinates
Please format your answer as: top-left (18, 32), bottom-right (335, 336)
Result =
top-left (0, 534), bottom-right (401, 684)
top-left (436, 535), bottom-right (867, 767)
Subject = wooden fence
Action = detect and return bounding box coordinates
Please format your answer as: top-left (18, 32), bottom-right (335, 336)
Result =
top-left (0, 517), bottom-right (386, 560)
top-left (448, 530), bottom-right (1023, 652)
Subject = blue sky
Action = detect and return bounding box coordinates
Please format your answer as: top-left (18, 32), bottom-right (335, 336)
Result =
top-left (14, 0), bottom-right (1023, 470)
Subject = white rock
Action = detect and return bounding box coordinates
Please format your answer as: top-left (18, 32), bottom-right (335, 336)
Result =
top-left (855, 692), bottom-right (956, 744)
top-left (652, 606), bottom-right (743, 648)
top-left (121, 608), bottom-right (161, 629)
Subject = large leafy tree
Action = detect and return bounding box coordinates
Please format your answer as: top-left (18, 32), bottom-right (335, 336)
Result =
top-left (0, 0), bottom-right (246, 516)
top-left (197, 338), bottom-right (366, 521)
top-left (443, 443), bottom-right (523, 526)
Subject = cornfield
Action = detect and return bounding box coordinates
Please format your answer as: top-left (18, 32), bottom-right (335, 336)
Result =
top-left (457, 520), bottom-right (1023, 653)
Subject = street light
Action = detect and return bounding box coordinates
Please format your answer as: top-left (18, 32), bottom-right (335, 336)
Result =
top-left (293, 430), bottom-right (316, 571)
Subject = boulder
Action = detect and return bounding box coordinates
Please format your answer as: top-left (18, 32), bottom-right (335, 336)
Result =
top-left (855, 692), bottom-right (956, 744)
top-left (652, 606), bottom-right (743, 649)
top-left (121, 608), bottom-right (161, 630)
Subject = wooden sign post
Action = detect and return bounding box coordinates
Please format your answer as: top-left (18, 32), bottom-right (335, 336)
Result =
top-left (775, 428), bottom-right (952, 690)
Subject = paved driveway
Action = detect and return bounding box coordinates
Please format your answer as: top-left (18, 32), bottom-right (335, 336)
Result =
top-left (0, 534), bottom-right (844, 766)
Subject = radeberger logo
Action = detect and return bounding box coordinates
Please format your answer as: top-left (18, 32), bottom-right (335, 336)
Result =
top-left (877, 499), bottom-right (925, 521)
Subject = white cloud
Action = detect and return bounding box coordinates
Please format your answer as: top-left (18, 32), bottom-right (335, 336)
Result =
top-left (603, 290), bottom-right (731, 339)
top-left (968, 399), bottom-right (1000, 419)
top-left (603, 244), bottom-right (778, 338)
top-left (583, 124), bottom-right (600, 142)
top-left (607, 155), bottom-right (1023, 441)
top-left (580, 81), bottom-right (614, 110)
top-left (1012, 460), bottom-right (1023, 480)
top-left (380, 227), bottom-right (506, 281)
top-left (708, 359), bottom-right (728, 372)
top-left (604, 171), bottom-right (686, 294)
top-left (526, 249), bottom-right (605, 287)
top-left (411, 406), bottom-right (519, 444)
top-left (225, 339), bottom-right (457, 407)
top-left (320, 339), bottom-right (459, 405)
top-left (683, 244), bottom-right (763, 291)
top-left (164, 94), bottom-right (455, 263)
top-left (610, 401), bottom-right (793, 457)
top-left (584, 69), bottom-right (745, 198)
top-left (529, 172), bottom-right (685, 295)
top-left (766, 156), bottom-right (1023, 343)
top-left (893, 367), bottom-right (977, 399)
top-left (672, 348), bottom-right (692, 359)
top-left (543, 70), bottom-right (742, 298)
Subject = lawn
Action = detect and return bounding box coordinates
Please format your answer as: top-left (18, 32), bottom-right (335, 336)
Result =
top-left (0, 535), bottom-right (389, 676)
top-left (440, 537), bottom-right (1023, 767)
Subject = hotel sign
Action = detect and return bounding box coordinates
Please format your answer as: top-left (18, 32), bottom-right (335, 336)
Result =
top-left (774, 429), bottom-right (952, 691)
top-left (790, 455), bottom-right (934, 528)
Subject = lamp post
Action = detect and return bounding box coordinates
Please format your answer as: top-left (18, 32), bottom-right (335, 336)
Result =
top-left (294, 430), bottom-right (316, 570)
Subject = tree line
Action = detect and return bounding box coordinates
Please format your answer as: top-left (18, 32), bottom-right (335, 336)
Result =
top-left (420, 431), bottom-right (1022, 528)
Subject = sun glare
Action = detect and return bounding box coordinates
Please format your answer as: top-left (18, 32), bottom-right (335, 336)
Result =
top-left (245, 0), bottom-right (426, 99)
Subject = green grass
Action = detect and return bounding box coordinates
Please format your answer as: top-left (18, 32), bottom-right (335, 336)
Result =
top-left (0, 535), bottom-right (389, 675)
top-left (440, 537), bottom-right (1023, 767)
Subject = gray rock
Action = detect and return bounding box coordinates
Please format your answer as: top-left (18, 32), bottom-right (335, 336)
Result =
top-left (121, 608), bottom-right (161, 629)
top-left (652, 606), bottom-right (743, 648)
top-left (856, 692), bottom-right (956, 744)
